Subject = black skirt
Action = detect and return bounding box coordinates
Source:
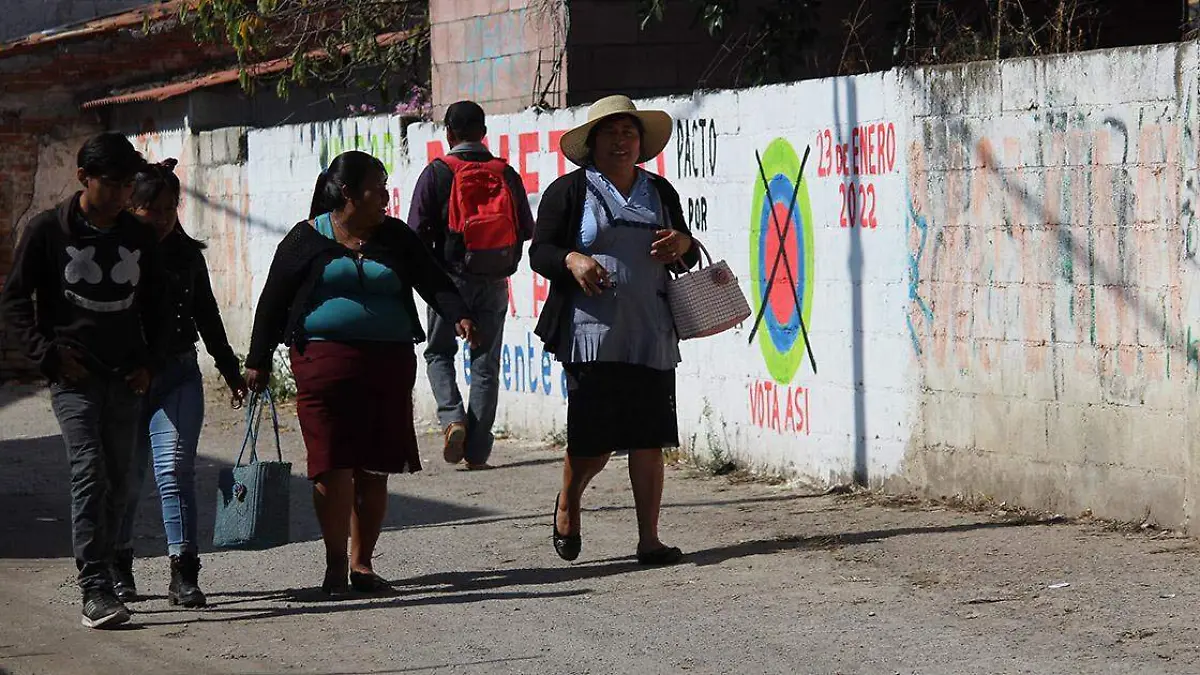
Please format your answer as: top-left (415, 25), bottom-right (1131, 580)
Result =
top-left (563, 362), bottom-right (680, 456)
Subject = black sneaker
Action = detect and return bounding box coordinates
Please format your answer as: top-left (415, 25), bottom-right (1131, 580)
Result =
top-left (81, 589), bottom-right (130, 629)
top-left (111, 549), bottom-right (137, 602)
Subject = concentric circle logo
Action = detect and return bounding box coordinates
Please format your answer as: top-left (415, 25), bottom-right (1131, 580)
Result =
top-left (749, 138), bottom-right (815, 385)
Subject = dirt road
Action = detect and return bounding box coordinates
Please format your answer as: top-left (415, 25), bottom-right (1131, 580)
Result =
top-left (2, 382), bottom-right (1199, 675)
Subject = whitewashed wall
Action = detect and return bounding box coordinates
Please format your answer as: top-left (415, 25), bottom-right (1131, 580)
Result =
top-left (136, 42), bottom-right (1200, 528)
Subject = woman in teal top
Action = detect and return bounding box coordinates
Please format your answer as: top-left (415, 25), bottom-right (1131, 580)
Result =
top-left (246, 151), bottom-right (476, 595)
top-left (304, 211), bottom-right (416, 342)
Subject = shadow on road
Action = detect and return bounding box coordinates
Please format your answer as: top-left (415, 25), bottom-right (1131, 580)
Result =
top-left (0, 432), bottom-right (495, 560)
top-left (124, 517), bottom-right (1065, 628)
top-left (398, 491), bottom-right (827, 532)
top-left (231, 655), bottom-right (545, 674)
top-left (0, 382), bottom-right (41, 414)
top-left (682, 518), bottom-right (1067, 566)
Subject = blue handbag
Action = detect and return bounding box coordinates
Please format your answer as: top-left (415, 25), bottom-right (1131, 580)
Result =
top-left (213, 391), bottom-right (292, 550)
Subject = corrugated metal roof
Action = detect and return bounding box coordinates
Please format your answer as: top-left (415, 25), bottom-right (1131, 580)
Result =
top-left (0, 2), bottom-right (189, 58)
top-left (80, 29), bottom-right (418, 109)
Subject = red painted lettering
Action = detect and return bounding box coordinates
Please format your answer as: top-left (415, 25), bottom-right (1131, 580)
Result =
top-left (549, 129), bottom-right (568, 178)
top-left (749, 380), bottom-right (813, 435)
top-left (506, 278), bottom-right (518, 317)
top-left (532, 273), bottom-right (550, 317)
top-left (519, 132), bottom-right (540, 193)
top-left (886, 123), bottom-right (897, 172)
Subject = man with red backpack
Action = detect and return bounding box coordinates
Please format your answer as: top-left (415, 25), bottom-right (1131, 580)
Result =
top-left (408, 100), bottom-right (535, 469)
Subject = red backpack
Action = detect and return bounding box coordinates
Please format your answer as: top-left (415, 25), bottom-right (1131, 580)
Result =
top-left (440, 154), bottom-right (521, 278)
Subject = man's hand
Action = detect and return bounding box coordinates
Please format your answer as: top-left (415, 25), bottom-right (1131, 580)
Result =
top-left (245, 368), bottom-right (270, 394)
top-left (125, 367), bottom-right (151, 396)
top-left (56, 345), bottom-right (89, 383)
top-left (456, 319), bottom-right (480, 349)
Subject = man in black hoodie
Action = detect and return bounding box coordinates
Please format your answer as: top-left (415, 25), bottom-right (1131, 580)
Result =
top-left (0, 133), bottom-right (167, 629)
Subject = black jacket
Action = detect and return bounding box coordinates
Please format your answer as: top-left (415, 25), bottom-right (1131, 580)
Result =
top-left (245, 216), bottom-right (470, 371)
top-left (0, 193), bottom-right (169, 380)
top-left (159, 227), bottom-right (241, 382)
top-left (528, 168), bottom-right (701, 356)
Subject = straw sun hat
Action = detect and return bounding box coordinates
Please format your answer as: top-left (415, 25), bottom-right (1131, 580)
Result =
top-left (559, 95), bottom-right (673, 167)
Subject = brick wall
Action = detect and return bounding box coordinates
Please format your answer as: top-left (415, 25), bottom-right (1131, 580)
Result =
top-left (428, 0), bottom-right (566, 116)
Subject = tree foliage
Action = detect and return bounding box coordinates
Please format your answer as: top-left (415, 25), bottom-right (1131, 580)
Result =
top-left (180, 0), bottom-right (430, 104)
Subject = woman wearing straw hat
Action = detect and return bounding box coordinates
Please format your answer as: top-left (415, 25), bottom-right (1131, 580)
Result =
top-left (530, 95), bottom-right (701, 565)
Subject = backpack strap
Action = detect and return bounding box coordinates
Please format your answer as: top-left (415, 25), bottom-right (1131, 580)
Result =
top-left (439, 154), bottom-right (466, 173)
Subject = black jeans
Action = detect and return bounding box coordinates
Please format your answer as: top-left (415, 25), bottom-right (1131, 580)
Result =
top-left (50, 374), bottom-right (143, 591)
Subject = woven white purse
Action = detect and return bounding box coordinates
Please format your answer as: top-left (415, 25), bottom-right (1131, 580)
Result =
top-left (666, 240), bottom-right (752, 340)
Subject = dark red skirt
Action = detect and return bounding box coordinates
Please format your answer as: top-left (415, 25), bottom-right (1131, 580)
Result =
top-left (290, 341), bottom-right (421, 479)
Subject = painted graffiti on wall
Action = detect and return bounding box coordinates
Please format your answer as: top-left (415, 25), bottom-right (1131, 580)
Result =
top-left (905, 111), bottom-right (1187, 386)
top-left (749, 381), bottom-right (812, 435)
top-left (748, 137), bottom-right (816, 436)
top-left (676, 118), bottom-right (718, 179)
top-left (750, 138), bottom-right (816, 384)
top-left (462, 331), bottom-right (568, 399)
top-left (816, 122), bottom-right (899, 229)
top-left (315, 124), bottom-right (405, 219)
top-left (674, 117), bottom-right (718, 234)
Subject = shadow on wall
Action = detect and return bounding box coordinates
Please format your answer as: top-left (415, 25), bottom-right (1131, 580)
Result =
top-left (835, 76), bottom-right (870, 487)
top-left (0, 432), bottom-right (495, 560)
top-left (182, 185), bottom-right (294, 238)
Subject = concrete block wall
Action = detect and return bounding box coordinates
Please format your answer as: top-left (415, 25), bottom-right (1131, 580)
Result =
top-left (428, 0), bottom-right (566, 116)
top-left (113, 42), bottom-right (1200, 530)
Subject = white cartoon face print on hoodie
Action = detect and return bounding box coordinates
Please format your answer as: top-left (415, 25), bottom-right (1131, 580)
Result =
top-left (62, 243), bottom-right (141, 313)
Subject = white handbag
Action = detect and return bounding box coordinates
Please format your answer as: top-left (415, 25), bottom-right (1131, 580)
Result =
top-left (666, 240), bottom-right (752, 340)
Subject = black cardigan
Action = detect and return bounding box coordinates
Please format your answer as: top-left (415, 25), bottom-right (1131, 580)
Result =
top-left (528, 168), bottom-right (701, 356)
top-left (159, 228), bottom-right (242, 382)
top-left (245, 216), bottom-right (470, 371)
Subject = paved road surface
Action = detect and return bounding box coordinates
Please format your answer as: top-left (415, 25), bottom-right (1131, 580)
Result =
top-left (2, 383), bottom-right (1198, 675)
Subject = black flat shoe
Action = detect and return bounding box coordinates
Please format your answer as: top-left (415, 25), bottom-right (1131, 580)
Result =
top-left (553, 494), bottom-right (581, 562)
top-left (349, 570), bottom-right (389, 593)
top-left (636, 546), bottom-right (684, 566)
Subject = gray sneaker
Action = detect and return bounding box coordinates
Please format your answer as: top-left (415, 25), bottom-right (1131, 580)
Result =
top-left (81, 589), bottom-right (130, 629)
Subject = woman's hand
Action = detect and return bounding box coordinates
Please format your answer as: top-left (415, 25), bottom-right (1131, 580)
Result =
top-left (456, 319), bottom-right (480, 348)
top-left (245, 367), bottom-right (270, 394)
top-left (651, 230), bottom-right (692, 264)
top-left (226, 372), bottom-right (250, 408)
top-left (566, 252), bottom-right (611, 296)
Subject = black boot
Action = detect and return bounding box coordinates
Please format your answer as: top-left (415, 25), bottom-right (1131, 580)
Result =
top-left (168, 553), bottom-right (207, 608)
top-left (112, 549), bottom-right (137, 603)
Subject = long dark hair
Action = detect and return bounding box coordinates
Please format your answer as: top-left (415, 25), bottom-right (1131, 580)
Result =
top-left (310, 151), bottom-right (388, 219)
top-left (131, 158), bottom-right (204, 249)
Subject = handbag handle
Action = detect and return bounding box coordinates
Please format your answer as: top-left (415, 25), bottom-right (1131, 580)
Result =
top-left (671, 238), bottom-right (714, 276)
top-left (234, 391), bottom-right (283, 468)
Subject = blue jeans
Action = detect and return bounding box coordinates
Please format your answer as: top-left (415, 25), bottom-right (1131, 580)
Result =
top-left (424, 277), bottom-right (508, 464)
top-left (51, 374), bottom-right (143, 591)
top-left (118, 351), bottom-right (205, 557)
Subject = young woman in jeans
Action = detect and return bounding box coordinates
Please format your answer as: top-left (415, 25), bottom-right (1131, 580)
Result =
top-left (114, 159), bottom-right (248, 608)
